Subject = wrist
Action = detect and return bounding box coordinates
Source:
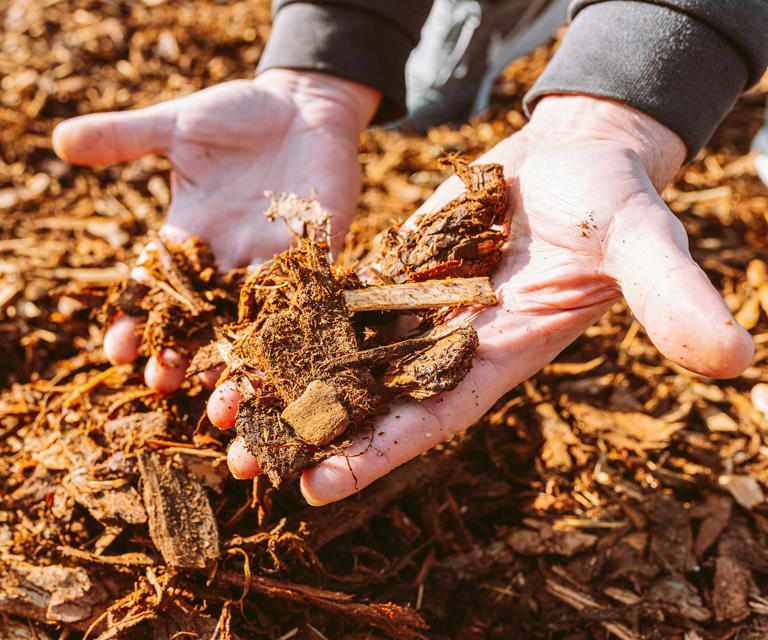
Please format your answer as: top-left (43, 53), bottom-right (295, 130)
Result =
top-left (526, 95), bottom-right (685, 191)
top-left (256, 68), bottom-right (381, 136)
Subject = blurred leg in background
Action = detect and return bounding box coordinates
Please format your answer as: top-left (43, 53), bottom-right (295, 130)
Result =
top-left (404, 0), bottom-right (570, 131)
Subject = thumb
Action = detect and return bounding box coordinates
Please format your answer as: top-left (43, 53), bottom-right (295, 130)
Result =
top-left (53, 103), bottom-right (175, 166)
top-left (605, 195), bottom-right (753, 378)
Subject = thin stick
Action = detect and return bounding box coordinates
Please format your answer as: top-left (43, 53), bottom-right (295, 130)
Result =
top-left (343, 277), bottom-right (496, 312)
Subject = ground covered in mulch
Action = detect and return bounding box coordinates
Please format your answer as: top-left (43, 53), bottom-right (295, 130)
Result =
top-left (3, 1), bottom-right (768, 638)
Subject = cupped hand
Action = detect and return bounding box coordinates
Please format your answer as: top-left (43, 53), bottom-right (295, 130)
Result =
top-left (53, 70), bottom-right (380, 393)
top-left (210, 95), bottom-right (754, 502)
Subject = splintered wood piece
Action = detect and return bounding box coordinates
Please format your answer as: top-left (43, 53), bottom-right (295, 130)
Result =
top-left (342, 277), bottom-right (496, 312)
top-left (137, 450), bottom-right (220, 570)
top-left (281, 379), bottom-right (350, 445)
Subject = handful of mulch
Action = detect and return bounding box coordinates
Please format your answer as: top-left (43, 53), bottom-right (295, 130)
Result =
top-left (106, 158), bottom-right (509, 486)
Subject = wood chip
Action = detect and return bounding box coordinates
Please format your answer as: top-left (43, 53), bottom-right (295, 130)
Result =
top-left (0, 556), bottom-right (108, 627)
top-left (570, 403), bottom-right (685, 451)
top-left (718, 474), bottom-right (765, 510)
top-left (535, 403), bottom-right (578, 471)
top-left (735, 295), bottom-right (761, 330)
top-left (137, 450), bottom-right (220, 570)
top-left (343, 277), bottom-right (496, 312)
top-left (507, 519), bottom-right (597, 556)
top-left (751, 382), bottom-right (768, 418)
top-left (712, 555), bottom-right (751, 621)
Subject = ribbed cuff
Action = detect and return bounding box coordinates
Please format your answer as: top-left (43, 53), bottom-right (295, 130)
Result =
top-left (524, 1), bottom-right (749, 162)
top-left (257, 3), bottom-right (414, 124)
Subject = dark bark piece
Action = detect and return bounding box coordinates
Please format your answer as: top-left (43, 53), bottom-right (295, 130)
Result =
top-left (372, 159), bottom-right (508, 284)
top-left (649, 575), bottom-right (711, 622)
top-left (694, 493), bottom-right (732, 557)
top-left (137, 450), bottom-right (220, 570)
top-left (717, 514), bottom-right (768, 573)
top-left (62, 473), bottom-right (147, 525)
top-left (236, 388), bottom-right (329, 487)
top-left (712, 555), bottom-right (751, 621)
top-left (382, 325), bottom-right (478, 400)
top-left (647, 494), bottom-right (696, 573)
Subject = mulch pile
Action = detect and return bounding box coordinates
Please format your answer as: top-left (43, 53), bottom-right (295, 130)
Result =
top-left (3, 1), bottom-right (768, 638)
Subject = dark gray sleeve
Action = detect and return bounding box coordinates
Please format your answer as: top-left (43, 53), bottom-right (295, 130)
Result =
top-left (524, 0), bottom-right (768, 162)
top-left (256, 1), bottom-right (433, 123)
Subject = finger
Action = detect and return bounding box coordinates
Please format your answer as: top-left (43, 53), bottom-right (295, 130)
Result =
top-left (227, 436), bottom-right (262, 479)
top-left (144, 348), bottom-right (188, 395)
top-left (206, 380), bottom-right (242, 429)
top-left (52, 104), bottom-right (175, 166)
top-left (606, 198), bottom-right (753, 378)
top-left (103, 314), bottom-right (143, 364)
top-left (199, 365), bottom-right (225, 391)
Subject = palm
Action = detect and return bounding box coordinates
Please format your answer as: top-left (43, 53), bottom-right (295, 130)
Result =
top-left (163, 80), bottom-right (362, 266)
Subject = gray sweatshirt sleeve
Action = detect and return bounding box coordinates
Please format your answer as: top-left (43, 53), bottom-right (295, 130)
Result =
top-left (256, 1), bottom-right (433, 122)
top-left (257, 1), bottom-right (768, 160)
top-left (524, 0), bottom-right (768, 161)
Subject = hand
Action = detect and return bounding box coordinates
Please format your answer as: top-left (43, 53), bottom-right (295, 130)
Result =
top-left (210, 95), bottom-right (754, 502)
top-left (53, 70), bottom-right (380, 393)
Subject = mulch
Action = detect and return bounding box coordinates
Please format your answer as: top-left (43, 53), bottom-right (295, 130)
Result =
top-left (2, 1), bottom-right (768, 638)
